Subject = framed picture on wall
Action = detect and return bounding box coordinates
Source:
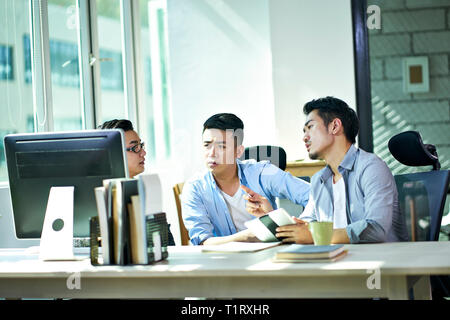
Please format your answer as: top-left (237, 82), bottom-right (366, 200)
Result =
top-left (403, 56), bottom-right (429, 93)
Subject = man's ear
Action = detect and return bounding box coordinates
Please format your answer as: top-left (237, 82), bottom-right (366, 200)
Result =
top-left (236, 145), bottom-right (245, 158)
top-left (330, 118), bottom-right (343, 135)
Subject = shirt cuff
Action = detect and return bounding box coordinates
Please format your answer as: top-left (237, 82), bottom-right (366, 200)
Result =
top-left (346, 220), bottom-right (366, 243)
top-left (346, 219), bottom-right (387, 244)
top-left (190, 232), bottom-right (211, 246)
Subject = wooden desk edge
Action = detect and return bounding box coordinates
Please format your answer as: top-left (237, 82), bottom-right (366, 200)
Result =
top-left (285, 161), bottom-right (326, 177)
top-left (286, 160), bottom-right (326, 168)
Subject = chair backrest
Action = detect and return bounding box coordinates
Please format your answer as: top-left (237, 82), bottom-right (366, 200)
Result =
top-left (240, 145), bottom-right (287, 171)
top-left (388, 130), bottom-right (441, 170)
top-left (173, 182), bottom-right (190, 245)
top-left (389, 130), bottom-right (449, 241)
top-left (394, 170), bottom-right (449, 241)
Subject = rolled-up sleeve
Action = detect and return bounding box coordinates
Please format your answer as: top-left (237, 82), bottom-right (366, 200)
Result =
top-left (346, 219), bottom-right (387, 243)
top-left (345, 160), bottom-right (397, 243)
top-left (181, 182), bottom-right (214, 245)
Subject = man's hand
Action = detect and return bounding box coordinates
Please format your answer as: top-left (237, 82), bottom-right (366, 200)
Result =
top-left (275, 218), bottom-right (313, 244)
top-left (241, 185), bottom-right (273, 217)
top-left (236, 228), bottom-right (260, 243)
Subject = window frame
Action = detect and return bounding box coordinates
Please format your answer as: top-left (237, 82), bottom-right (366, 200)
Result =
top-left (351, 0), bottom-right (373, 152)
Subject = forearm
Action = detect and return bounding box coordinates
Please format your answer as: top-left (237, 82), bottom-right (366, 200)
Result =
top-left (331, 228), bottom-right (350, 244)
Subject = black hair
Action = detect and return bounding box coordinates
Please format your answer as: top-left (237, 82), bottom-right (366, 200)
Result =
top-left (98, 119), bottom-right (134, 132)
top-left (203, 113), bottom-right (244, 145)
top-left (303, 96), bottom-right (359, 144)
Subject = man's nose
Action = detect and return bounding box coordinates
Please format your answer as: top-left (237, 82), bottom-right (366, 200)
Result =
top-left (208, 145), bottom-right (216, 157)
top-left (303, 133), bottom-right (309, 143)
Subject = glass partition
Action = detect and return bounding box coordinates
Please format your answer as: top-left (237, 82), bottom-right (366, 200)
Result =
top-left (0, 0), bottom-right (34, 181)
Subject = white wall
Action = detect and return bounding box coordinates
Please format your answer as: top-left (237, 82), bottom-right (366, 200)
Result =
top-left (167, 0), bottom-right (277, 180)
top-left (269, 0), bottom-right (356, 161)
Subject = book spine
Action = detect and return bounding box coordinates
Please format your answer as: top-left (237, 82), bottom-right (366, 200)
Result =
top-left (90, 216), bottom-right (100, 265)
top-left (94, 186), bottom-right (111, 265)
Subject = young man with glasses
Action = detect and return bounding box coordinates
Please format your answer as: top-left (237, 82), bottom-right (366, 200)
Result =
top-left (99, 119), bottom-right (175, 246)
top-left (99, 119), bottom-right (146, 178)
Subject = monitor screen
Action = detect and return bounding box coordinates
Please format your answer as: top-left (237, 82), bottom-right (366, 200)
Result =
top-left (4, 129), bottom-right (128, 239)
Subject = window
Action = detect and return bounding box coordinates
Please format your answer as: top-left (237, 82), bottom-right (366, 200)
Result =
top-left (95, 0), bottom-right (127, 123)
top-left (48, 0), bottom-right (83, 131)
top-left (99, 49), bottom-right (124, 91)
top-left (0, 45), bottom-right (14, 81)
top-left (137, 0), bottom-right (158, 162)
top-left (0, 0), bottom-right (172, 182)
top-left (0, 0), bottom-right (34, 181)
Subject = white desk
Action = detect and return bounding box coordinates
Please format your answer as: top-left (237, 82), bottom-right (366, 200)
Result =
top-left (0, 242), bottom-right (449, 300)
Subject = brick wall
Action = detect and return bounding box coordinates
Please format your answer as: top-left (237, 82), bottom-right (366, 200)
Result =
top-left (368, 0), bottom-right (450, 174)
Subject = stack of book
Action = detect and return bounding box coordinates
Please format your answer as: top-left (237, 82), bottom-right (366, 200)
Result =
top-left (91, 174), bottom-right (170, 266)
top-left (273, 244), bottom-right (347, 263)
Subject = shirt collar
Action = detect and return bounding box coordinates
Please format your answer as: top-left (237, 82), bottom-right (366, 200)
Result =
top-left (339, 144), bottom-right (358, 171)
top-left (319, 144), bottom-right (358, 183)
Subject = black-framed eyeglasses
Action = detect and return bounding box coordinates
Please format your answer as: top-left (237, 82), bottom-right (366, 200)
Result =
top-left (126, 142), bottom-right (145, 153)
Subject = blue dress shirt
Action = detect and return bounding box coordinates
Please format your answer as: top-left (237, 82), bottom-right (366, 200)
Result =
top-left (300, 145), bottom-right (409, 243)
top-left (181, 159), bottom-right (310, 245)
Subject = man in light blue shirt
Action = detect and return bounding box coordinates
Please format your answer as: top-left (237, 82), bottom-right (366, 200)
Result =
top-left (181, 113), bottom-right (310, 245)
top-left (274, 97), bottom-right (409, 243)
top-left (247, 97), bottom-right (408, 243)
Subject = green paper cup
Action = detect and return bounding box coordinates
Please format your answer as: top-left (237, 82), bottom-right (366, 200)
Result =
top-left (308, 221), bottom-right (333, 245)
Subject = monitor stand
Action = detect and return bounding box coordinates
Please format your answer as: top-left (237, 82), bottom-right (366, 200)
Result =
top-left (39, 186), bottom-right (75, 261)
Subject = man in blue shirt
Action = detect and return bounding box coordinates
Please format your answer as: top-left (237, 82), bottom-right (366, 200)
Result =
top-left (181, 113), bottom-right (310, 245)
top-left (247, 97), bottom-right (408, 244)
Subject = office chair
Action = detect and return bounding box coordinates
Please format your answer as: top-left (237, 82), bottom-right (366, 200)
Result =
top-left (388, 130), bottom-right (450, 299)
top-left (173, 182), bottom-right (190, 245)
top-left (388, 131), bottom-right (449, 242)
top-left (239, 145), bottom-right (287, 171)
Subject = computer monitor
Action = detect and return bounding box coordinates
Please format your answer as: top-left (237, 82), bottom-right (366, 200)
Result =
top-left (4, 129), bottom-right (128, 239)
